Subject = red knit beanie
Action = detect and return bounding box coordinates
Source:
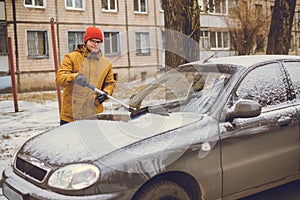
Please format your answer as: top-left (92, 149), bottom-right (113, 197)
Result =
top-left (84, 26), bottom-right (103, 43)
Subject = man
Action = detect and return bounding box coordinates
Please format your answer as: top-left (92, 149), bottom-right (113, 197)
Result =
top-left (56, 26), bottom-right (116, 125)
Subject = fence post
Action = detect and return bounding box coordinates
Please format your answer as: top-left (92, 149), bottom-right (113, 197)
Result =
top-left (8, 37), bottom-right (19, 112)
top-left (50, 18), bottom-right (62, 112)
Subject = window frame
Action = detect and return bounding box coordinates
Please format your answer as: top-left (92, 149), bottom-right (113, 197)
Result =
top-left (24, 0), bottom-right (46, 9)
top-left (134, 0), bottom-right (148, 14)
top-left (210, 31), bottom-right (230, 50)
top-left (103, 31), bottom-right (121, 56)
top-left (200, 30), bottom-right (209, 50)
top-left (65, 0), bottom-right (85, 11)
top-left (101, 0), bottom-right (118, 12)
top-left (208, 0), bottom-right (228, 15)
top-left (135, 32), bottom-right (151, 56)
top-left (67, 31), bottom-right (85, 52)
top-left (158, 0), bottom-right (164, 12)
top-left (289, 35), bottom-right (294, 51)
top-left (26, 30), bottom-right (49, 58)
top-left (283, 61), bottom-right (300, 101)
top-left (0, 26), bottom-right (7, 56)
top-left (233, 63), bottom-right (290, 110)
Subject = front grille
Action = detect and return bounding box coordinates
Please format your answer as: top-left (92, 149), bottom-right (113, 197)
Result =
top-left (15, 155), bottom-right (50, 182)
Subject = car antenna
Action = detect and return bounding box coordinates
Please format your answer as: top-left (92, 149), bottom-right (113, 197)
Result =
top-left (202, 48), bottom-right (224, 63)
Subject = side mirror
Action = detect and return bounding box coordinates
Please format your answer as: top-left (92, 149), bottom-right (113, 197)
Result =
top-left (226, 99), bottom-right (261, 122)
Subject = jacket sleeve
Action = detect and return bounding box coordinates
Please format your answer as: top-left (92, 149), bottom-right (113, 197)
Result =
top-left (56, 54), bottom-right (78, 88)
top-left (102, 63), bottom-right (116, 96)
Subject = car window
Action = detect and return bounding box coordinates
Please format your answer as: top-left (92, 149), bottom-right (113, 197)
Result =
top-left (283, 61), bottom-right (300, 101)
top-left (235, 63), bottom-right (288, 110)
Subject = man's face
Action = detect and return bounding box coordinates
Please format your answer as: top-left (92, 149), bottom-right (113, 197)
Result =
top-left (86, 39), bottom-right (102, 52)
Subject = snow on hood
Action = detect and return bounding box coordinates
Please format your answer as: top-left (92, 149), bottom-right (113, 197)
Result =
top-left (21, 112), bottom-right (202, 165)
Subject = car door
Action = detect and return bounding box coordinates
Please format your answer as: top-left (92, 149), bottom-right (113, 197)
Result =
top-left (219, 62), bottom-right (300, 196)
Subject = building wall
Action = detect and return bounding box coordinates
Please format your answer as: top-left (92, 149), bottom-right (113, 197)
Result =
top-left (3, 0), bottom-right (163, 92)
top-left (1, 0), bottom-right (300, 92)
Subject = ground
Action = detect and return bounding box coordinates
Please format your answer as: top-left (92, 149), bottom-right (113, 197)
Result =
top-left (0, 92), bottom-right (60, 199)
top-left (0, 92), bottom-right (60, 179)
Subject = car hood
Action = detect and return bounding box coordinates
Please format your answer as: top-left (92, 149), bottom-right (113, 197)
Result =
top-left (19, 112), bottom-right (203, 165)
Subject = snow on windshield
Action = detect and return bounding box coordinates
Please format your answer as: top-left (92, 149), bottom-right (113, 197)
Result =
top-left (129, 66), bottom-right (232, 114)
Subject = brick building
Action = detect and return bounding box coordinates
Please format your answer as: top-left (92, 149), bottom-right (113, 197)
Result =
top-left (0, 0), bottom-right (300, 92)
top-left (0, 0), bottom-right (164, 92)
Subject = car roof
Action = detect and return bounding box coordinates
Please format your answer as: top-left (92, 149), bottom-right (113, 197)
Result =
top-left (203, 55), bottom-right (300, 68)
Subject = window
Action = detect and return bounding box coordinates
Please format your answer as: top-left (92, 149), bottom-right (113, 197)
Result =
top-left (27, 31), bottom-right (49, 58)
top-left (284, 61), bottom-right (300, 100)
top-left (298, 10), bottom-right (300, 24)
top-left (66, 0), bottom-right (84, 10)
top-left (210, 31), bottom-right (229, 49)
top-left (24, 0), bottom-right (46, 8)
top-left (200, 30), bottom-right (209, 49)
top-left (68, 31), bottom-right (84, 52)
top-left (135, 32), bottom-right (150, 55)
top-left (104, 32), bottom-right (120, 55)
top-left (199, 0), bottom-right (206, 12)
top-left (209, 0), bottom-right (227, 15)
top-left (0, 26), bottom-right (7, 55)
top-left (134, 0), bottom-right (147, 13)
top-left (270, 5), bottom-right (274, 14)
top-left (159, 0), bottom-right (163, 11)
top-left (102, 0), bottom-right (117, 12)
top-left (236, 63), bottom-right (288, 109)
top-left (0, 1), bottom-right (5, 20)
top-left (228, 0), bottom-right (238, 14)
top-left (290, 35), bottom-right (294, 51)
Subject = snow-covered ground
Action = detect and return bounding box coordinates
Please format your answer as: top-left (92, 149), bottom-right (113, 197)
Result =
top-left (0, 92), bottom-right (60, 199)
top-left (0, 78), bottom-right (152, 199)
top-left (0, 93), bottom-right (60, 179)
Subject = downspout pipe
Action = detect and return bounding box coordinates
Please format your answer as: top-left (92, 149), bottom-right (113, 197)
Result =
top-left (12, 0), bottom-right (20, 87)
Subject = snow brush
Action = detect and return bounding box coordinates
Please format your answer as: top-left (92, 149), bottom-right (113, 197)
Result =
top-left (86, 83), bottom-right (148, 119)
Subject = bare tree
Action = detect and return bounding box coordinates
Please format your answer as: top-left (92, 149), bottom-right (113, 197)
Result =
top-left (161, 0), bottom-right (200, 68)
top-left (226, 1), bottom-right (267, 55)
top-left (266, 0), bottom-right (296, 54)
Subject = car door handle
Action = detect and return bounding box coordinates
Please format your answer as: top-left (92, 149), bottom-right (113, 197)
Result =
top-left (277, 116), bottom-right (291, 127)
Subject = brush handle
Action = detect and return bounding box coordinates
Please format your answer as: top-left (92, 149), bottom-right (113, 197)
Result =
top-left (87, 84), bottom-right (136, 111)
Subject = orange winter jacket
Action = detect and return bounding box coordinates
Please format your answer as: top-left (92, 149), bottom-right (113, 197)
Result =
top-left (56, 45), bottom-right (116, 122)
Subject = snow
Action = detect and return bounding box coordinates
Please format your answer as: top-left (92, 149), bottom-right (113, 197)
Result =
top-left (0, 92), bottom-right (60, 185)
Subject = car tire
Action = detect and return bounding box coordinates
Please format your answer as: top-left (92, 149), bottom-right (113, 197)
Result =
top-left (134, 180), bottom-right (190, 200)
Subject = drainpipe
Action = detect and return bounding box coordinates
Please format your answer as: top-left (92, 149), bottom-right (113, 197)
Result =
top-left (125, 0), bottom-right (131, 81)
top-left (153, 0), bottom-right (160, 68)
top-left (11, 0), bottom-right (20, 88)
top-left (92, 0), bottom-right (96, 25)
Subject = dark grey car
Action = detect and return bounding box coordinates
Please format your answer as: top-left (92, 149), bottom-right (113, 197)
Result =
top-left (2, 55), bottom-right (300, 200)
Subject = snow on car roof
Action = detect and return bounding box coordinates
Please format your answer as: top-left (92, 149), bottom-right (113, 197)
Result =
top-left (202, 55), bottom-right (300, 68)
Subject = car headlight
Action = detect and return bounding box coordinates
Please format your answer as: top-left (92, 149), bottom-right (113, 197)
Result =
top-left (48, 163), bottom-right (100, 190)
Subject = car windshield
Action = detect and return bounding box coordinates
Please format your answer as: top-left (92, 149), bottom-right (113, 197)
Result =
top-left (129, 63), bottom-right (237, 115)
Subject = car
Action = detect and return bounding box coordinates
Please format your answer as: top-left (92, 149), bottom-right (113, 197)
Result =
top-left (2, 55), bottom-right (300, 200)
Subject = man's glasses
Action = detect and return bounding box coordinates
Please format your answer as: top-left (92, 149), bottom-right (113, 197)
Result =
top-left (89, 39), bottom-right (102, 45)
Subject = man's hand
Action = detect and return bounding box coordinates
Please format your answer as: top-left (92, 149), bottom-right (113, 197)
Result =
top-left (75, 74), bottom-right (88, 87)
top-left (96, 91), bottom-right (108, 104)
